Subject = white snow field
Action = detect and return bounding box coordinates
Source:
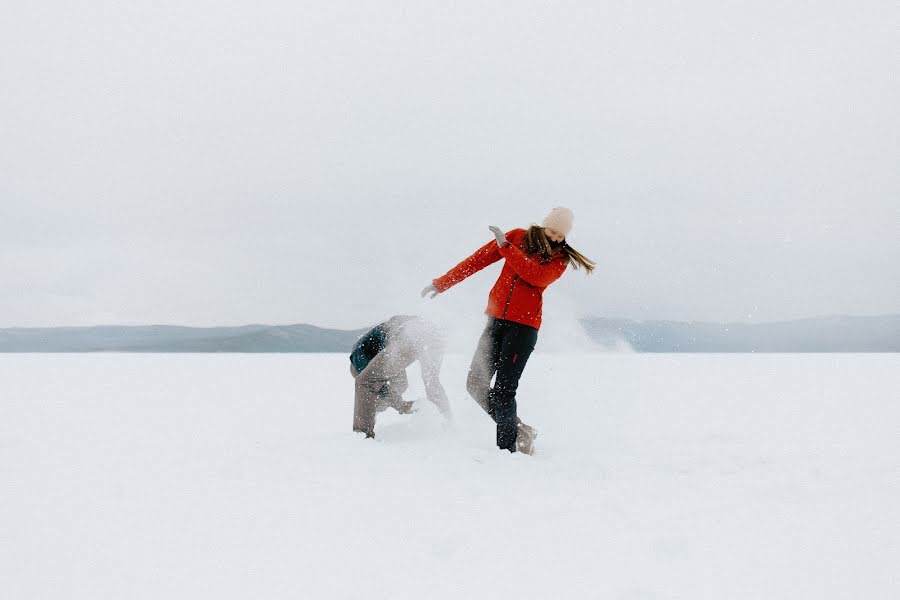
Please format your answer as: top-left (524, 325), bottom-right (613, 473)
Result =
top-left (1, 352), bottom-right (898, 599)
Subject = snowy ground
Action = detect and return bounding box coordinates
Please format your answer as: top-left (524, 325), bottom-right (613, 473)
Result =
top-left (1, 353), bottom-right (898, 599)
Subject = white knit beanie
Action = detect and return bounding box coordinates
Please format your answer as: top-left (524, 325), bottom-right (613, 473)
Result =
top-left (542, 207), bottom-right (574, 237)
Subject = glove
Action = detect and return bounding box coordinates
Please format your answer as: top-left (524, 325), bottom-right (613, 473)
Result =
top-left (488, 225), bottom-right (508, 248)
top-left (421, 283), bottom-right (439, 299)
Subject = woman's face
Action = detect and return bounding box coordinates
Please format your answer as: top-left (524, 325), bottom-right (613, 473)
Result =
top-left (544, 227), bottom-right (565, 244)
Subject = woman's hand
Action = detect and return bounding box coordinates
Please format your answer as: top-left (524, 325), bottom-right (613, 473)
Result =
top-left (421, 283), bottom-right (439, 299)
top-left (488, 225), bottom-right (507, 248)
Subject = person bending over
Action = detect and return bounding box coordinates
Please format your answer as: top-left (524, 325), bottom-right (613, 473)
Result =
top-left (350, 315), bottom-right (452, 438)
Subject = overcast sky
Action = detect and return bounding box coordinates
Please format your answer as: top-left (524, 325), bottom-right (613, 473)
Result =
top-left (1, 1), bottom-right (897, 329)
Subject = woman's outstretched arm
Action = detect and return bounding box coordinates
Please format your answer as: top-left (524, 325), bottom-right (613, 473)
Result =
top-left (430, 238), bottom-right (504, 293)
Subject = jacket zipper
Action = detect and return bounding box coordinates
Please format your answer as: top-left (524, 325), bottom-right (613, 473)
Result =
top-left (502, 275), bottom-right (519, 319)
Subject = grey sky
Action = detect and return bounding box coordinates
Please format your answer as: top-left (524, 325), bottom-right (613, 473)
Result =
top-left (1, 1), bottom-right (897, 329)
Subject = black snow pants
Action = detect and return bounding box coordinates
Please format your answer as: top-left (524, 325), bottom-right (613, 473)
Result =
top-left (466, 317), bottom-right (539, 452)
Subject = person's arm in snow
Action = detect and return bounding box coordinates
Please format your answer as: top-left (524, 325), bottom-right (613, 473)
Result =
top-left (430, 236), bottom-right (505, 293)
top-left (498, 242), bottom-right (568, 288)
top-left (419, 349), bottom-right (451, 419)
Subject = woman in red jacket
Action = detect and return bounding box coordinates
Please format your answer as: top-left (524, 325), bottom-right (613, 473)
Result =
top-left (421, 207), bottom-right (595, 454)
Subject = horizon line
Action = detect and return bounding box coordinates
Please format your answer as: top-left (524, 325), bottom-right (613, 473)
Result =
top-left (2, 313), bottom-right (898, 331)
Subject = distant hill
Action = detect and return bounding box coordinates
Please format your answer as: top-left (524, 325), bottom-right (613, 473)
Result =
top-left (0, 315), bottom-right (897, 352)
top-left (579, 314), bottom-right (900, 352)
top-left (0, 324), bottom-right (369, 353)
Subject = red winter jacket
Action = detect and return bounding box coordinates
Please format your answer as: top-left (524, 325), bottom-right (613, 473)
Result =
top-left (432, 228), bottom-right (568, 330)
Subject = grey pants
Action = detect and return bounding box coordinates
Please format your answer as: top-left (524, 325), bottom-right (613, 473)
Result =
top-left (352, 334), bottom-right (419, 436)
top-left (350, 363), bottom-right (409, 414)
top-left (351, 331), bottom-right (450, 437)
